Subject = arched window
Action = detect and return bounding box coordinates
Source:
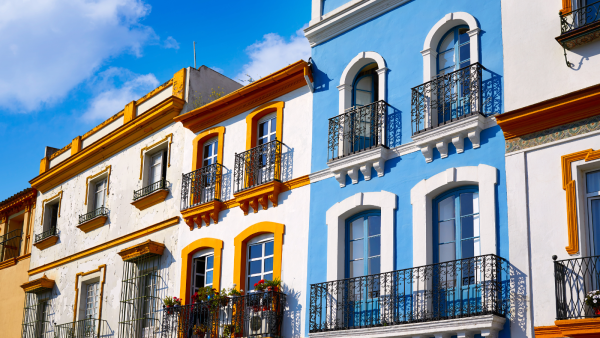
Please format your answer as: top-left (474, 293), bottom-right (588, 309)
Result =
top-left (436, 25), bottom-right (471, 76)
top-left (433, 186), bottom-right (480, 264)
top-left (352, 63), bottom-right (379, 107)
top-left (346, 210), bottom-right (381, 278)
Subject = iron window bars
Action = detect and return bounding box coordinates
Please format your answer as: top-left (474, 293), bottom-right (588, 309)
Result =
top-left (134, 179), bottom-right (169, 201)
top-left (54, 318), bottom-right (111, 338)
top-left (0, 228), bottom-right (22, 261)
top-left (309, 254), bottom-right (510, 333)
top-left (554, 255), bottom-right (600, 320)
top-left (21, 291), bottom-right (53, 338)
top-left (118, 253), bottom-right (163, 338)
top-left (160, 291), bottom-right (286, 338)
top-left (411, 63), bottom-right (484, 135)
top-left (327, 100), bottom-right (388, 161)
top-left (560, 0), bottom-right (600, 34)
top-left (181, 163), bottom-right (223, 211)
top-left (34, 227), bottom-right (57, 243)
top-left (234, 140), bottom-right (283, 193)
top-left (79, 207), bottom-right (109, 225)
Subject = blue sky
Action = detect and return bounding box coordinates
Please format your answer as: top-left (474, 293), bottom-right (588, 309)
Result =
top-left (0, 0), bottom-right (311, 200)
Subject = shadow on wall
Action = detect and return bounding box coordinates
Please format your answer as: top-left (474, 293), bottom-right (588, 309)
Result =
top-left (481, 69), bottom-right (503, 116)
top-left (386, 105), bottom-right (403, 148)
top-left (280, 146), bottom-right (294, 182)
top-left (283, 286), bottom-right (303, 337)
top-left (508, 262), bottom-right (529, 337)
top-left (310, 59), bottom-right (333, 93)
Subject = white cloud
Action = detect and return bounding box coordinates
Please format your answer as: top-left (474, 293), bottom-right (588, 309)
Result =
top-left (83, 67), bottom-right (159, 121)
top-left (235, 26), bottom-right (311, 83)
top-left (0, 0), bottom-right (157, 112)
top-left (163, 36), bottom-right (180, 50)
top-left (211, 67), bottom-right (224, 74)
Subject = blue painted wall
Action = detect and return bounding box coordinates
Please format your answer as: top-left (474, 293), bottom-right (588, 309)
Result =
top-left (305, 0), bottom-right (507, 336)
top-left (322, 0), bottom-right (352, 15)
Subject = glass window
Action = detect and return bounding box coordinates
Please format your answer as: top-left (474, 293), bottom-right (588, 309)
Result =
top-left (94, 179), bottom-right (107, 210)
top-left (586, 170), bottom-right (600, 256)
top-left (437, 26), bottom-right (471, 76)
top-left (85, 282), bottom-right (100, 319)
top-left (346, 212), bottom-right (381, 278)
top-left (150, 152), bottom-right (163, 185)
top-left (352, 63), bottom-right (378, 107)
top-left (247, 240), bottom-right (274, 291)
top-left (258, 117), bottom-right (277, 145)
top-left (191, 255), bottom-right (214, 298)
top-left (202, 139), bottom-right (218, 167)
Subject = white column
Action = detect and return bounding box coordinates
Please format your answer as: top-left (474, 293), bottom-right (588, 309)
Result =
top-left (421, 48), bottom-right (436, 82)
top-left (468, 28), bottom-right (481, 64)
top-left (310, 0), bottom-right (323, 25)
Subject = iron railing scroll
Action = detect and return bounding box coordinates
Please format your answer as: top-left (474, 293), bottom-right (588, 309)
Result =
top-left (34, 227), bottom-right (57, 243)
top-left (309, 254), bottom-right (510, 333)
top-left (161, 291), bottom-right (286, 338)
top-left (79, 207), bottom-right (109, 225)
top-left (181, 163), bottom-right (223, 211)
top-left (0, 228), bottom-right (22, 261)
top-left (411, 63), bottom-right (484, 135)
top-left (327, 100), bottom-right (388, 161)
top-left (234, 140), bottom-right (283, 193)
top-left (554, 255), bottom-right (600, 320)
top-left (560, 1), bottom-right (600, 34)
top-left (54, 318), bottom-right (111, 338)
top-left (134, 179), bottom-right (169, 201)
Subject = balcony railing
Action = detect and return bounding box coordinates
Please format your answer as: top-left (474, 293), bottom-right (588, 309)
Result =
top-left (79, 207), bottom-right (108, 225)
top-left (34, 227), bottom-right (57, 243)
top-left (134, 178), bottom-right (169, 201)
top-left (554, 255), bottom-right (600, 320)
top-left (234, 140), bottom-right (283, 193)
top-left (411, 63), bottom-right (484, 135)
top-left (0, 228), bottom-right (22, 261)
top-left (560, 1), bottom-right (600, 34)
top-left (161, 291), bottom-right (286, 338)
top-left (327, 100), bottom-right (387, 161)
top-left (55, 318), bottom-right (112, 338)
top-left (181, 163), bottom-right (223, 211)
top-left (309, 254), bottom-right (510, 333)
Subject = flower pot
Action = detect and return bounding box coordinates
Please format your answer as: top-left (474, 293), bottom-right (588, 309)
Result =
top-left (596, 308), bottom-right (600, 316)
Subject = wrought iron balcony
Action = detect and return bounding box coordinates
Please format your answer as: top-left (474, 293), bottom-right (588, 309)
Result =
top-left (55, 318), bottom-right (111, 338)
top-left (161, 291), bottom-right (286, 338)
top-left (560, 1), bottom-right (600, 35)
top-left (134, 178), bottom-right (169, 201)
top-left (234, 140), bottom-right (283, 193)
top-left (309, 254), bottom-right (510, 333)
top-left (79, 207), bottom-right (108, 225)
top-left (554, 255), bottom-right (600, 320)
top-left (411, 63), bottom-right (484, 135)
top-left (327, 100), bottom-right (387, 161)
top-left (34, 227), bottom-right (57, 243)
top-left (0, 228), bottom-right (22, 261)
top-left (181, 163), bottom-right (223, 211)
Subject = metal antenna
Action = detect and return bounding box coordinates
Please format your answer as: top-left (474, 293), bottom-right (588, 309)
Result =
top-left (193, 41), bottom-right (197, 69)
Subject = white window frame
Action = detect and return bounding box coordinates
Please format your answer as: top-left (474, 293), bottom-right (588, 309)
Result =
top-left (94, 179), bottom-right (107, 210)
top-left (257, 113), bottom-right (277, 145)
top-left (85, 282), bottom-right (100, 319)
top-left (191, 254), bottom-right (215, 296)
top-left (149, 152), bottom-right (163, 185)
top-left (202, 137), bottom-right (219, 167)
top-left (338, 52), bottom-right (388, 116)
top-left (247, 235), bottom-right (275, 290)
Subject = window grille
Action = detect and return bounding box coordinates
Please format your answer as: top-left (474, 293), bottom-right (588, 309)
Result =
top-left (21, 291), bottom-right (53, 338)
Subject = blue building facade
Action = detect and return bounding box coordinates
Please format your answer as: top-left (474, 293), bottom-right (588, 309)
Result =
top-left (304, 1), bottom-right (511, 337)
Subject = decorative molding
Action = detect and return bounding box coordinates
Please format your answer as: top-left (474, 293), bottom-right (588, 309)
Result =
top-left (139, 134), bottom-right (173, 180)
top-left (534, 325), bottom-right (564, 338)
top-left (309, 168), bottom-right (334, 183)
top-left (76, 215), bottom-right (108, 233)
top-left (556, 21), bottom-right (600, 50)
top-left (234, 181), bottom-right (284, 215)
top-left (73, 265), bottom-right (106, 323)
top-left (33, 235), bottom-right (59, 250)
top-left (182, 200), bottom-right (223, 230)
top-left (136, 79), bottom-right (173, 106)
top-left (303, 0), bottom-right (411, 47)
top-left (0, 187), bottom-right (37, 215)
top-left (180, 238), bottom-right (223, 305)
top-left (84, 166), bottom-right (111, 205)
top-left (0, 253), bottom-right (30, 271)
top-left (411, 114), bottom-right (486, 163)
top-left (20, 275), bottom-right (55, 293)
top-left (309, 314), bottom-right (505, 338)
top-left (555, 317), bottom-right (600, 337)
top-left (131, 189), bottom-right (169, 211)
top-left (28, 217), bottom-right (179, 276)
top-left (246, 101), bottom-right (285, 151)
top-left (328, 146), bottom-right (388, 187)
top-left (192, 126), bottom-right (225, 172)
top-left (282, 175), bottom-right (310, 191)
top-left (118, 239), bottom-right (165, 261)
top-left (40, 191), bottom-right (62, 225)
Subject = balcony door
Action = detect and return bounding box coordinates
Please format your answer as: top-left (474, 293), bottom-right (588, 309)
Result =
top-left (199, 138), bottom-right (218, 204)
top-left (433, 187), bottom-right (481, 318)
top-left (257, 115), bottom-right (277, 185)
top-left (350, 64), bottom-right (379, 154)
top-left (586, 170), bottom-right (600, 257)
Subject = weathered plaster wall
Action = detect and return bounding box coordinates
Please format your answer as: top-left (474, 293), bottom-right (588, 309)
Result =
top-left (0, 257), bottom-right (30, 338)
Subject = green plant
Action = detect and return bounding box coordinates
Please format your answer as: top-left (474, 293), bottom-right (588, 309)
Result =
top-left (193, 324), bottom-right (208, 334)
top-left (191, 87), bottom-right (226, 109)
top-left (163, 296), bottom-right (181, 307)
top-left (221, 323), bottom-right (241, 338)
top-left (238, 74), bottom-right (255, 84)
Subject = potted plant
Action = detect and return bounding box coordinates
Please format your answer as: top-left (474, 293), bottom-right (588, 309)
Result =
top-left (163, 296), bottom-right (181, 315)
top-left (253, 279), bottom-right (267, 292)
top-left (586, 290), bottom-right (600, 315)
top-left (264, 278), bottom-right (282, 293)
top-left (221, 323), bottom-right (240, 338)
top-left (193, 324), bottom-right (208, 338)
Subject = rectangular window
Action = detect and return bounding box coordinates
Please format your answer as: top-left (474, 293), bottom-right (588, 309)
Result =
top-left (85, 282), bottom-right (100, 319)
top-left (586, 170), bottom-right (600, 256)
top-left (94, 179), bottom-right (107, 210)
top-left (247, 241), bottom-right (274, 291)
top-left (150, 152), bottom-right (163, 185)
top-left (22, 291), bottom-right (52, 338)
top-left (191, 255), bottom-right (214, 297)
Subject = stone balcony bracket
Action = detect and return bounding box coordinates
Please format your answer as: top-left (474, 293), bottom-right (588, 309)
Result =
top-left (327, 146), bottom-right (388, 188)
top-left (412, 114), bottom-right (486, 163)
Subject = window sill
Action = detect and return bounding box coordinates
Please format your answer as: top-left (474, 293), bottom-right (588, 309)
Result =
top-left (77, 215), bottom-right (108, 233)
top-left (33, 235), bottom-right (59, 250)
top-left (327, 146), bottom-right (388, 187)
top-left (556, 20), bottom-right (600, 50)
top-left (233, 181), bottom-right (284, 215)
top-left (131, 188), bottom-right (169, 211)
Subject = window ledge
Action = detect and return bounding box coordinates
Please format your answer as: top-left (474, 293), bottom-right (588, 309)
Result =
top-left (33, 235), bottom-right (59, 250)
top-left (131, 188), bottom-right (169, 211)
top-left (556, 20), bottom-right (600, 50)
top-left (309, 314), bottom-right (505, 338)
top-left (411, 114), bottom-right (490, 163)
top-left (77, 215), bottom-right (107, 233)
top-left (327, 146), bottom-right (388, 187)
top-left (233, 181), bottom-right (284, 215)
top-left (181, 200), bottom-right (223, 230)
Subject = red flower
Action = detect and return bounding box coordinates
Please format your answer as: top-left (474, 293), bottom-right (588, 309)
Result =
top-left (254, 283), bottom-right (258, 287)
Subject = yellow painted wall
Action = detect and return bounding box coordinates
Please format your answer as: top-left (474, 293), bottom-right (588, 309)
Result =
top-left (0, 258), bottom-right (31, 337)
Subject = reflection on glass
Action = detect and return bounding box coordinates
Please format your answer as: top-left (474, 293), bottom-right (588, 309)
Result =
top-left (369, 237), bottom-right (381, 256)
top-left (460, 193), bottom-right (474, 215)
top-left (587, 170), bottom-right (600, 193)
top-left (439, 196), bottom-right (454, 221)
top-left (351, 219), bottom-right (363, 240)
top-left (350, 260), bottom-right (364, 278)
top-left (439, 220), bottom-right (455, 243)
top-left (461, 215), bottom-right (474, 239)
top-left (249, 245), bottom-right (262, 259)
top-left (350, 240), bottom-right (363, 260)
top-left (439, 242), bottom-right (456, 263)
top-left (369, 257), bottom-right (380, 275)
top-left (265, 241), bottom-right (274, 256)
top-left (368, 216), bottom-right (381, 236)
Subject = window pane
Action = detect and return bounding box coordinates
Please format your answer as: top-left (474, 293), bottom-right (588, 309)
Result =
top-left (355, 90), bottom-right (372, 106)
top-left (590, 199), bottom-right (600, 256)
top-left (473, 214), bottom-right (480, 237)
top-left (461, 215), bottom-right (474, 239)
top-left (350, 240), bottom-right (363, 260)
top-left (459, 28), bottom-right (470, 44)
top-left (350, 260), bottom-right (364, 278)
top-left (206, 271), bottom-right (213, 285)
top-left (473, 193), bottom-right (480, 213)
top-left (368, 257), bottom-right (380, 275)
top-left (204, 144), bottom-right (212, 159)
top-left (249, 244), bottom-right (263, 259)
top-left (248, 276), bottom-right (261, 291)
top-left (439, 220), bottom-right (455, 243)
top-left (195, 275), bottom-right (203, 288)
top-left (270, 118), bottom-right (276, 133)
top-left (206, 256), bottom-right (214, 269)
top-left (438, 50), bottom-right (455, 70)
top-left (587, 170), bottom-right (600, 193)
top-left (439, 196), bottom-right (455, 221)
top-left (350, 219), bottom-right (364, 240)
top-left (264, 257), bottom-right (273, 273)
top-left (439, 32), bottom-right (454, 52)
top-left (259, 121), bottom-right (268, 138)
top-left (461, 238), bottom-right (475, 258)
top-left (460, 61), bottom-right (470, 70)
top-left (439, 243), bottom-right (456, 263)
top-left (196, 258), bottom-right (205, 274)
top-left (460, 193), bottom-right (474, 215)
top-left (264, 273), bottom-right (273, 281)
top-left (368, 216), bottom-right (381, 236)
top-left (264, 241), bottom-right (274, 256)
top-left (474, 238), bottom-right (481, 257)
top-left (356, 76), bottom-right (372, 91)
top-left (368, 236), bottom-right (380, 257)
top-left (249, 261), bottom-right (262, 275)
top-left (459, 44), bottom-right (470, 64)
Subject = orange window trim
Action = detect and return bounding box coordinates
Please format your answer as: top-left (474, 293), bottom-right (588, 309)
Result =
top-left (192, 126), bottom-right (225, 171)
top-left (180, 238), bottom-right (223, 305)
top-left (245, 101), bottom-right (284, 150)
top-left (233, 222), bottom-right (284, 293)
top-left (561, 0), bottom-right (571, 14)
